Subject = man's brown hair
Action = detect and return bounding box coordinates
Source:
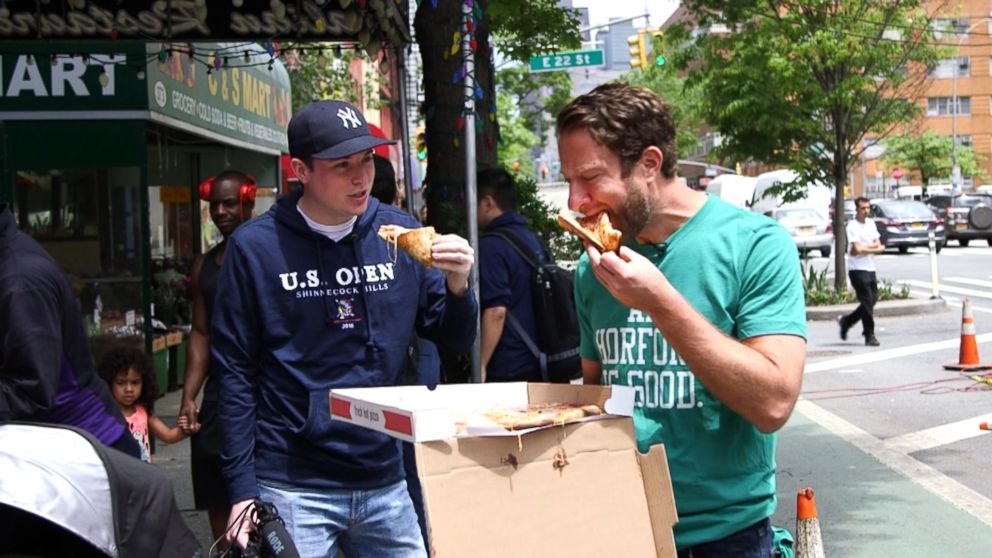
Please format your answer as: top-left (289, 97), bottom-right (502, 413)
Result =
top-left (556, 82), bottom-right (678, 180)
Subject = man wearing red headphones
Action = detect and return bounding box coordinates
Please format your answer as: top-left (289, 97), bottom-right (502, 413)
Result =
top-left (179, 170), bottom-right (255, 544)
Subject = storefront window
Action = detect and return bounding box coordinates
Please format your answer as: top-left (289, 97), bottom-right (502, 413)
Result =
top-left (13, 167), bottom-right (145, 337)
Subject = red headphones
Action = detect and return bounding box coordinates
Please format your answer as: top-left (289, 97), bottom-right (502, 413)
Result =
top-left (198, 174), bottom-right (257, 204)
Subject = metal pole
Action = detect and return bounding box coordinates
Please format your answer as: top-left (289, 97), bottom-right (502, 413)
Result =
top-left (463, 1), bottom-right (481, 383)
top-left (951, 42), bottom-right (959, 190)
top-left (928, 231), bottom-right (941, 299)
top-left (578, 13), bottom-right (650, 33)
top-left (950, 19), bottom-right (986, 192)
top-left (396, 54), bottom-right (415, 213)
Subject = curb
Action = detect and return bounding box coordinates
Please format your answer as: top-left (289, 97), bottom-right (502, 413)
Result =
top-left (806, 296), bottom-right (948, 321)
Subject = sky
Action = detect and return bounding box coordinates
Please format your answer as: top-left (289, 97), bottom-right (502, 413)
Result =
top-left (568, 0), bottom-right (681, 32)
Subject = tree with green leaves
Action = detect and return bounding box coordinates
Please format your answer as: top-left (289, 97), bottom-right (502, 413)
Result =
top-left (496, 65), bottom-right (573, 150)
top-left (414, 0), bottom-right (580, 232)
top-left (881, 130), bottom-right (985, 195)
top-left (494, 89), bottom-right (540, 177)
top-left (674, 0), bottom-right (944, 290)
top-left (621, 33), bottom-right (704, 162)
top-left (285, 45), bottom-right (381, 112)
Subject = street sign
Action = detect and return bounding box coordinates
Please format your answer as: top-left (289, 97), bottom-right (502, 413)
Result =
top-left (529, 50), bottom-right (604, 72)
top-left (892, 168), bottom-right (904, 180)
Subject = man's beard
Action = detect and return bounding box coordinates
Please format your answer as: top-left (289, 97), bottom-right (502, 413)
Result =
top-left (614, 179), bottom-right (652, 239)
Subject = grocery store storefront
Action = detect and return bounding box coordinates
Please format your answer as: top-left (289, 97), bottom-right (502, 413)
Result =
top-left (0, 41), bottom-right (290, 389)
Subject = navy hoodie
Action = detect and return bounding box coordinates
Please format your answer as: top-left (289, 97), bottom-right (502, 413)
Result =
top-left (0, 204), bottom-right (128, 445)
top-left (212, 190), bottom-right (478, 503)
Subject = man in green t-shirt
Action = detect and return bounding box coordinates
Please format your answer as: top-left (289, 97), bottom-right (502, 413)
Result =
top-left (556, 83), bottom-right (807, 557)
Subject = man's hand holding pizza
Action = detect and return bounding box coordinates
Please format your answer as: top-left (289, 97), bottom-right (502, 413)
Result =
top-left (432, 234), bottom-right (474, 296)
top-left (586, 245), bottom-right (672, 316)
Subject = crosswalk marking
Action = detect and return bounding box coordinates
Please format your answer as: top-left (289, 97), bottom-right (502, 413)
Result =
top-left (883, 414), bottom-right (992, 454)
top-left (899, 279), bottom-right (992, 300)
top-left (805, 332), bottom-right (992, 373)
top-left (945, 277), bottom-right (992, 289)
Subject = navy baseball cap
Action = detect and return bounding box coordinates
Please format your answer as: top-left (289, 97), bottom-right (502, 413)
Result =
top-left (288, 100), bottom-right (396, 160)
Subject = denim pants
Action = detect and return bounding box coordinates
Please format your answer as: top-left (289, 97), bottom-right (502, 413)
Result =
top-left (257, 478), bottom-right (427, 558)
top-left (676, 518), bottom-right (775, 558)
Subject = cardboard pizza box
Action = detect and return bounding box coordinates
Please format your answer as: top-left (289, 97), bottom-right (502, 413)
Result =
top-left (329, 382), bottom-right (635, 442)
top-left (329, 383), bottom-right (678, 558)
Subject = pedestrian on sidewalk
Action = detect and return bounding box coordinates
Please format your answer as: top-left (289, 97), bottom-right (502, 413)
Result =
top-left (476, 166), bottom-right (548, 383)
top-left (212, 99), bottom-right (477, 556)
top-left (178, 170), bottom-right (256, 543)
top-left (98, 344), bottom-right (193, 463)
top-left (839, 196), bottom-right (885, 346)
top-left (556, 82), bottom-right (807, 556)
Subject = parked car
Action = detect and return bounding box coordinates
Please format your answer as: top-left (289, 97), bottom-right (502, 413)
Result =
top-left (924, 194), bottom-right (992, 247)
top-left (768, 207), bottom-right (833, 257)
top-left (829, 198), bottom-right (856, 224)
top-left (870, 200), bottom-right (946, 253)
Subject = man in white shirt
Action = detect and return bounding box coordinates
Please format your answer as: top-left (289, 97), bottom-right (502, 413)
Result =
top-left (839, 197), bottom-right (885, 346)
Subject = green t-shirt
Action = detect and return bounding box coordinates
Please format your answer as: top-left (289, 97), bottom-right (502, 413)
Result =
top-left (574, 195), bottom-right (807, 549)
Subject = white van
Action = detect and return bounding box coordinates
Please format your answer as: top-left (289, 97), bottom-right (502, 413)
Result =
top-left (705, 174), bottom-right (758, 209)
top-left (750, 169), bottom-right (833, 218)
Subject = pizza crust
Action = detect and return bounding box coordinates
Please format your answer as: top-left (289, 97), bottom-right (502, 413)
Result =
top-left (378, 224), bottom-right (438, 267)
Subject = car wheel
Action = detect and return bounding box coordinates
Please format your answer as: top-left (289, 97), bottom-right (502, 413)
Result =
top-left (898, 246), bottom-right (908, 254)
top-left (820, 246), bottom-right (831, 258)
top-left (959, 239), bottom-right (970, 247)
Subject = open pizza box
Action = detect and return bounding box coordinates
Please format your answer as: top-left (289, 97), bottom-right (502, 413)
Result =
top-left (329, 382), bottom-right (678, 558)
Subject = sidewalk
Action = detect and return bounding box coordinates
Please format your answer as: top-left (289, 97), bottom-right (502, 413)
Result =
top-left (806, 295), bottom-right (948, 321)
top-left (152, 389), bottom-right (214, 552)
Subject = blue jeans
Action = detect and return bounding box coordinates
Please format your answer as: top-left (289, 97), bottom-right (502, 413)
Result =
top-left (257, 479), bottom-right (427, 558)
top-left (677, 518), bottom-right (775, 558)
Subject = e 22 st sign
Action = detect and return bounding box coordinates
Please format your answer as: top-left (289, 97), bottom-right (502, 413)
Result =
top-left (529, 50), bottom-right (604, 73)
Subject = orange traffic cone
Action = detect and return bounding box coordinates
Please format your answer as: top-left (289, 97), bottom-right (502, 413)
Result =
top-left (796, 487), bottom-right (825, 558)
top-left (980, 422), bottom-right (990, 431)
top-left (944, 299), bottom-right (990, 371)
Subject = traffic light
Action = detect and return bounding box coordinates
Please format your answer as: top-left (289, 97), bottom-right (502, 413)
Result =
top-left (649, 29), bottom-right (665, 66)
top-left (627, 32), bottom-right (647, 69)
top-left (415, 127), bottom-right (426, 161)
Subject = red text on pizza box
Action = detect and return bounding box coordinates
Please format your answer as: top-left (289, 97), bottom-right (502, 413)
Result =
top-left (329, 382), bottom-right (678, 558)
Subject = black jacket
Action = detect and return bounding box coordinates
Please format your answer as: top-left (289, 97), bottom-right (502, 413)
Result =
top-left (0, 204), bottom-right (128, 446)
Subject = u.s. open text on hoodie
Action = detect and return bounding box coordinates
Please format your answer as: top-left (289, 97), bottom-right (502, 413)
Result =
top-left (211, 191), bottom-right (478, 503)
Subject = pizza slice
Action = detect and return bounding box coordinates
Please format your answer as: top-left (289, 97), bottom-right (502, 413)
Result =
top-left (556, 212), bottom-right (622, 253)
top-left (483, 402), bottom-right (604, 431)
top-left (378, 224), bottom-right (438, 267)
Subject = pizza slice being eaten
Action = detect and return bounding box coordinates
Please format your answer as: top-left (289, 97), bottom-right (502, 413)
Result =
top-left (556, 212), bottom-right (622, 253)
top-left (378, 224), bottom-right (438, 267)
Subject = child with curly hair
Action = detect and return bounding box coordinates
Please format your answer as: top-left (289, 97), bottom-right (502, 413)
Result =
top-left (98, 344), bottom-right (197, 462)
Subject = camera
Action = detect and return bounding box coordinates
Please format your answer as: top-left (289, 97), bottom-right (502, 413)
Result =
top-left (220, 500), bottom-right (299, 558)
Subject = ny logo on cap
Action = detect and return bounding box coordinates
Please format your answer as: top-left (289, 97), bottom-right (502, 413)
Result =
top-left (336, 107), bottom-right (363, 129)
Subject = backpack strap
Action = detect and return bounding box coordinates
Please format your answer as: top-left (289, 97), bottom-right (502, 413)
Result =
top-left (483, 230), bottom-right (541, 268)
top-left (482, 230), bottom-right (550, 381)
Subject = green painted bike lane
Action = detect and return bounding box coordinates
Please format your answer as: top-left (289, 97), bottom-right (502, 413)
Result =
top-left (771, 409), bottom-right (992, 557)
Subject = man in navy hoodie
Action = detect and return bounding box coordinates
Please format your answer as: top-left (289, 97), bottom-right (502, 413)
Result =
top-left (212, 100), bottom-right (477, 556)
